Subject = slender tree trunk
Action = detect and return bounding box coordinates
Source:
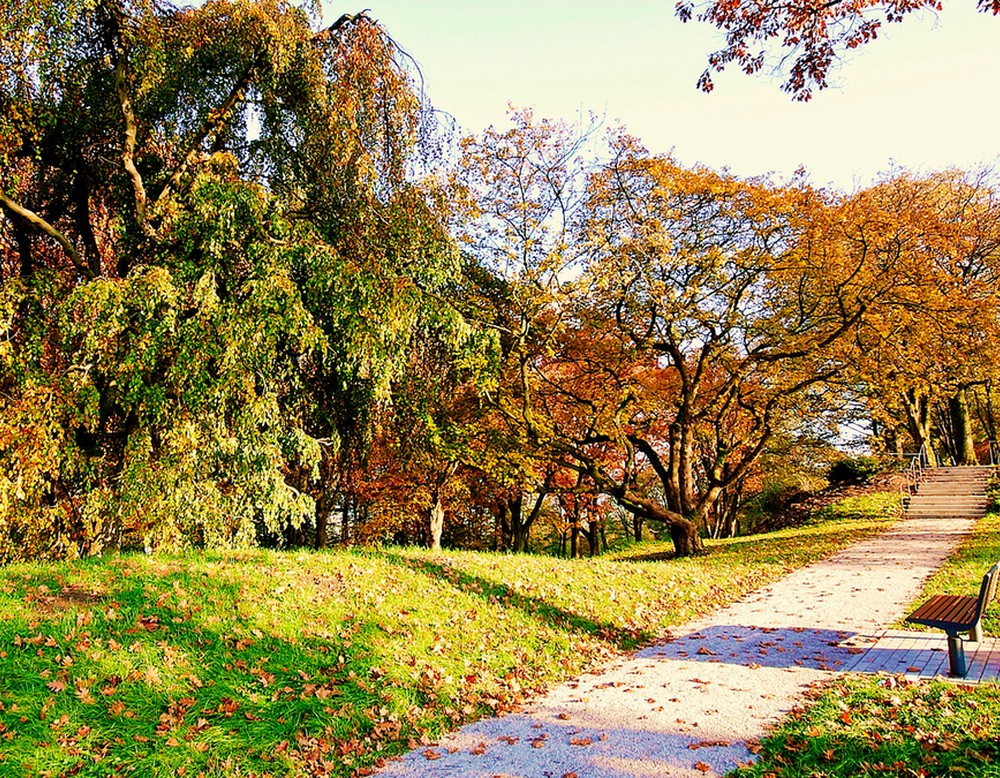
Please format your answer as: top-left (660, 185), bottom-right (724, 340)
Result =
top-left (632, 514), bottom-right (643, 543)
top-left (314, 492), bottom-right (329, 549)
top-left (950, 386), bottom-right (979, 465)
top-left (981, 383), bottom-right (998, 442)
top-left (666, 423), bottom-right (684, 513)
top-left (903, 387), bottom-right (938, 467)
top-left (678, 427), bottom-right (698, 515)
top-left (428, 491), bottom-right (445, 551)
top-left (497, 501), bottom-right (512, 550)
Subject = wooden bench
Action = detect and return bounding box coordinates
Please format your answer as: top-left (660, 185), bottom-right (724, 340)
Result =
top-left (906, 562), bottom-right (1000, 677)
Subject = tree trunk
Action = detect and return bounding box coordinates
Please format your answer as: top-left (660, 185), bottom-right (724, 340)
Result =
top-left (669, 521), bottom-right (702, 556)
top-left (632, 513), bottom-right (643, 542)
top-left (428, 492), bottom-right (445, 551)
top-left (950, 386), bottom-right (978, 465)
top-left (616, 491), bottom-right (704, 556)
top-left (903, 387), bottom-right (938, 467)
top-left (314, 492), bottom-right (329, 549)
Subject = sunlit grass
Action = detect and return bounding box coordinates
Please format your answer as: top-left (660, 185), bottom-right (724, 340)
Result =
top-left (728, 676), bottom-right (1000, 778)
top-left (0, 500), bottom-right (898, 777)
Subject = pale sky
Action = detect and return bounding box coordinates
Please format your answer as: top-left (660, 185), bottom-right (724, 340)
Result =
top-left (323, 1), bottom-right (999, 192)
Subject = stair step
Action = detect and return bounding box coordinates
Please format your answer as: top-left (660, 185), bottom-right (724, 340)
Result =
top-left (906, 511), bottom-right (988, 517)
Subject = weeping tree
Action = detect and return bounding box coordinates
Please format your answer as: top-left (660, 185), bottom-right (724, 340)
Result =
top-left (0, 0), bottom-right (467, 559)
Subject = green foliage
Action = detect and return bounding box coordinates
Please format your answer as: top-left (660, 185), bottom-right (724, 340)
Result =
top-left (0, 509), bottom-right (896, 776)
top-left (0, 1), bottom-right (474, 558)
top-left (812, 491), bottom-right (901, 524)
top-left (827, 455), bottom-right (883, 484)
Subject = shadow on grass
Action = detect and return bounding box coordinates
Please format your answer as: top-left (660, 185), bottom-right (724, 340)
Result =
top-left (0, 572), bottom-right (432, 778)
top-left (373, 552), bottom-right (656, 650)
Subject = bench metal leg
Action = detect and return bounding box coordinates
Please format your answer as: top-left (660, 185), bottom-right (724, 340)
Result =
top-left (970, 621), bottom-right (983, 643)
top-left (947, 634), bottom-right (968, 677)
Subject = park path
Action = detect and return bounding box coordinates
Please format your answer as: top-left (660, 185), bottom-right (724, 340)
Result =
top-left (377, 468), bottom-right (994, 778)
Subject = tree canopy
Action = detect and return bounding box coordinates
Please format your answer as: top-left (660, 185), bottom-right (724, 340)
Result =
top-left (2, 3), bottom-right (999, 561)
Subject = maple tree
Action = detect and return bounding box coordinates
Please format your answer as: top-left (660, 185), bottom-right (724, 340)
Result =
top-left (677, 0), bottom-right (1000, 100)
top-left (454, 115), bottom-right (900, 556)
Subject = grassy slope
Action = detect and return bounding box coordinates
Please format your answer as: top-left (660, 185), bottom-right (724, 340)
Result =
top-left (0, 504), bottom-right (899, 778)
top-left (730, 504), bottom-right (1000, 778)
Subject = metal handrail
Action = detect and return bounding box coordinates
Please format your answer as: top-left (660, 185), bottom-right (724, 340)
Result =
top-left (902, 441), bottom-right (929, 500)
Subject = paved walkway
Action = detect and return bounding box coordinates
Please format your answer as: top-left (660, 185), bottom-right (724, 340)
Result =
top-left (377, 513), bottom-right (988, 778)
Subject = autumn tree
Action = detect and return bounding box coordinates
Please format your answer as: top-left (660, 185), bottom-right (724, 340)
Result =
top-left (523, 140), bottom-right (876, 554)
top-left (844, 169), bottom-right (1000, 464)
top-left (677, 0), bottom-right (1000, 100)
top-left (0, 0), bottom-right (464, 558)
top-left (456, 115), bottom-right (896, 556)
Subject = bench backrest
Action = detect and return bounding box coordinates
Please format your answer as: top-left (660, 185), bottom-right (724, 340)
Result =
top-left (976, 562), bottom-right (1000, 621)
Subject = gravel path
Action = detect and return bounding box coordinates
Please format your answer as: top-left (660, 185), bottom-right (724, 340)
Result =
top-left (376, 515), bottom-right (976, 778)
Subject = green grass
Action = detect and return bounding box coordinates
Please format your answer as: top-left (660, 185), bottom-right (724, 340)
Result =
top-left (812, 491), bottom-right (901, 524)
top-left (728, 675), bottom-right (1000, 778)
top-left (0, 502), bottom-right (898, 778)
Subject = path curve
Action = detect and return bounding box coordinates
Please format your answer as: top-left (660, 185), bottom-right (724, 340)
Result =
top-left (376, 514), bottom-right (976, 778)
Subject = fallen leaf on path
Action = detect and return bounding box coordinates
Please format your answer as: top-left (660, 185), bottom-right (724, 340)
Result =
top-left (569, 737), bottom-right (593, 746)
top-left (421, 749), bottom-right (441, 761)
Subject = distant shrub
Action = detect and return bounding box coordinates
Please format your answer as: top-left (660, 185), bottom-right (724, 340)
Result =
top-left (814, 492), bottom-right (900, 523)
top-left (827, 456), bottom-right (882, 485)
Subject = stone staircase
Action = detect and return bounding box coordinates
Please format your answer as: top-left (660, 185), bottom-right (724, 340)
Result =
top-left (906, 466), bottom-right (994, 519)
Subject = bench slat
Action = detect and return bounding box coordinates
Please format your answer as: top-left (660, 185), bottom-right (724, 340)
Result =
top-left (907, 594), bottom-right (978, 630)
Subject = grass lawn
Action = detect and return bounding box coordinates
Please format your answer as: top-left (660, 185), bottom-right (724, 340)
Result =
top-left (0, 501), bottom-right (898, 778)
top-left (729, 504), bottom-right (1000, 778)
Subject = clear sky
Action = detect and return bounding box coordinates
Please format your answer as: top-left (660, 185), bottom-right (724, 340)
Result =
top-left (322, 1), bottom-right (999, 192)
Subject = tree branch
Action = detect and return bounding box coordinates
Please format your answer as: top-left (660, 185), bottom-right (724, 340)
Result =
top-left (0, 193), bottom-right (94, 279)
top-left (152, 52), bottom-right (266, 210)
top-left (114, 53), bottom-right (153, 238)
